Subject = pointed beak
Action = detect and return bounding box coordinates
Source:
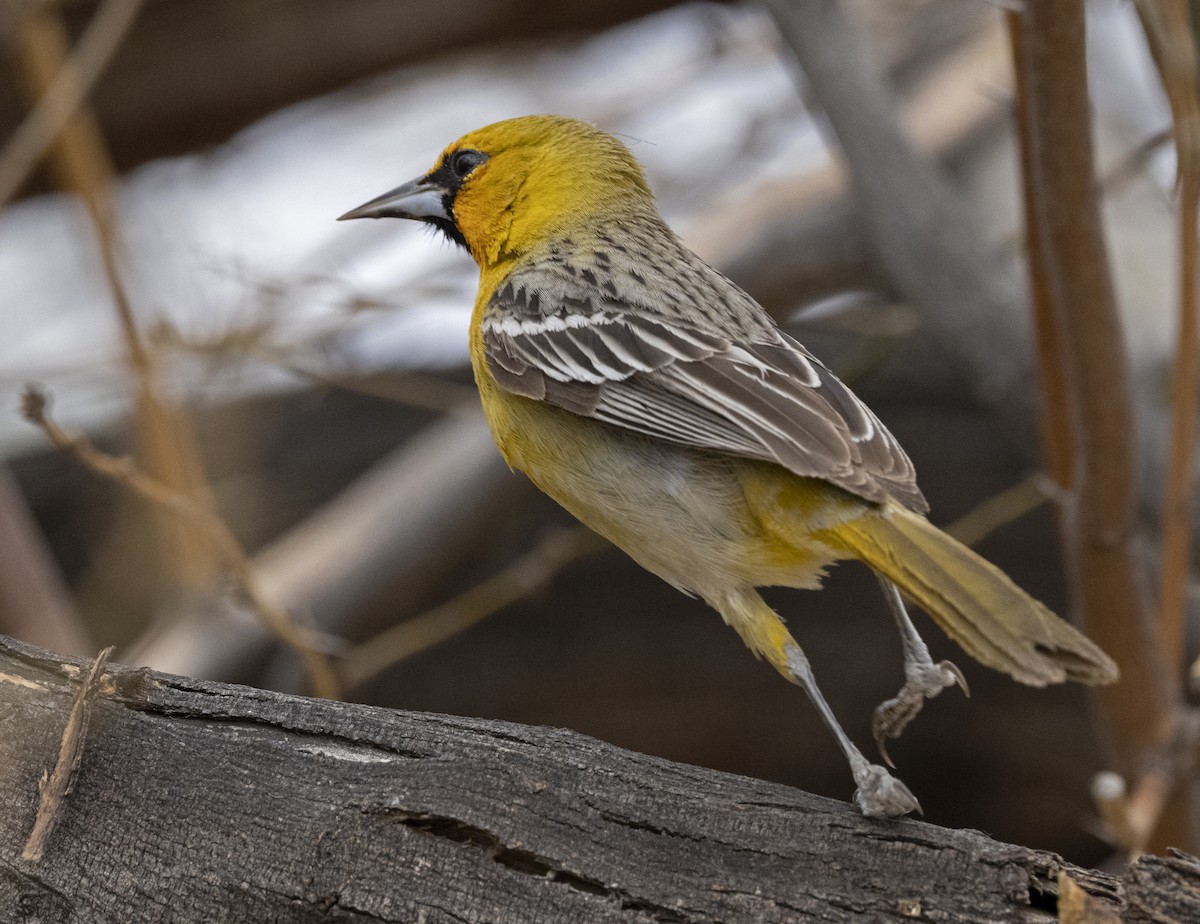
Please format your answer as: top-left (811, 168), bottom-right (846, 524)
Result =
top-left (337, 175), bottom-right (449, 222)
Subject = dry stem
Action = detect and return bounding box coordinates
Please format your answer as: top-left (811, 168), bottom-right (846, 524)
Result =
top-left (1134, 0), bottom-right (1200, 686)
top-left (1012, 0), bottom-right (1188, 850)
top-left (21, 386), bottom-right (341, 699)
top-left (11, 0), bottom-right (221, 588)
top-left (21, 645), bottom-right (113, 863)
top-left (1007, 10), bottom-right (1072, 491)
top-left (0, 0), bottom-right (145, 207)
top-left (342, 527), bottom-right (607, 691)
top-left (943, 474), bottom-right (1046, 549)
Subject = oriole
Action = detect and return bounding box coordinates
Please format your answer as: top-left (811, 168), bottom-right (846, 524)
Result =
top-left (340, 115), bottom-right (1117, 817)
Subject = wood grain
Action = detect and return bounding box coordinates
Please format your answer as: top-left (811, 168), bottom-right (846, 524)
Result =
top-left (3, 633), bottom-right (1189, 923)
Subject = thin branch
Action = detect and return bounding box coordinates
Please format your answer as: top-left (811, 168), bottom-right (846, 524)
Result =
top-left (11, 0), bottom-right (221, 588)
top-left (762, 0), bottom-right (1034, 425)
top-left (156, 325), bottom-right (481, 416)
top-left (126, 412), bottom-right (532, 690)
top-left (690, 16), bottom-right (1013, 316)
top-left (1007, 9), bottom-right (1072, 491)
top-left (1012, 0), bottom-right (1188, 849)
top-left (1101, 127), bottom-right (1173, 196)
top-left (1089, 764), bottom-right (1180, 861)
top-left (943, 473), bottom-right (1046, 549)
top-left (0, 0), bottom-right (145, 207)
top-left (1090, 770), bottom-right (1140, 858)
top-left (21, 386), bottom-right (341, 699)
top-left (1134, 0), bottom-right (1200, 686)
top-left (341, 527), bottom-right (607, 691)
top-left (21, 645), bottom-right (113, 863)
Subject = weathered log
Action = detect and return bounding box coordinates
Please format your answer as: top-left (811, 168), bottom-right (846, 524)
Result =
top-left (2, 634), bottom-right (1195, 923)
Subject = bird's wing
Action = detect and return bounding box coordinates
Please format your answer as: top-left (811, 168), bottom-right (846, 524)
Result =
top-left (481, 259), bottom-right (926, 511)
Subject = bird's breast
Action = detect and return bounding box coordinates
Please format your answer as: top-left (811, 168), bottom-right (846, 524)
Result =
top-left (470, 375), bottom-right (842, 597)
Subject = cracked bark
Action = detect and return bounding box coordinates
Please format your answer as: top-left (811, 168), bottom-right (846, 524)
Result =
top-left (0, 634), bottom-right (1195, 923)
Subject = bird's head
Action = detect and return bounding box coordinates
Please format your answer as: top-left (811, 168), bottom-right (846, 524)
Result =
top-left (338, 115), bottom-right (654, 266)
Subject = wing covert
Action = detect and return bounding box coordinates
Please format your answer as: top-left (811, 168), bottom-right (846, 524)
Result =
top-left (481, 256), bottom-right (926, 511)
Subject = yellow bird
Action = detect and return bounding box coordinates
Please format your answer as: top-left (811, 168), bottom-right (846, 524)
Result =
top-left (340, 115), bottom-right (1117, 817)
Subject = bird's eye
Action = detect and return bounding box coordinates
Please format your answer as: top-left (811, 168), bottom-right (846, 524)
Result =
top-left (449, 149), bottom-right (487, 179)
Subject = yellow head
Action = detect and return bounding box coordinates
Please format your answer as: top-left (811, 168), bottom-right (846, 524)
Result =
top-left (339, 115), bottom-right (655, 266)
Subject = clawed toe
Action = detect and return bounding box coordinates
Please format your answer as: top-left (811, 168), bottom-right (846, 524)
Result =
top-left (939, 659), bottom-right (969, 698)
top-left (872, 697), bottom-right (918, 767)
top-left (872, 659), bottom-right (968, 763)
top-left (853, 763), bottom-right (922, 818)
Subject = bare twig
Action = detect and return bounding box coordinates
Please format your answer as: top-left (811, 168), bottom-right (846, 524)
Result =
top-left (1089, 770), bottom-right (1139, 857)
top-left (943, 474), bottom-right (1046, 549)
top-left (690, 16), bottom-right (1013, 316)
top-left (1007, 10), bottom-right (1072, 491)
top-left (1127, 766), bottom-right (1177, 855)
top-left (342, 527), bottom-right (607, 691)
top-left (151, 317), bottom-right (481, 414)
top-left (1090, 760), bottom-right (1183, 861)
top-left (21, 386), bottom-right (341, 699)
top-left (21, 645), bottom-right (113, 863)
top-left (762, 0), bottom-right (1033, 425)
top-left (1134, 0), bottom-right (1200, 688)
top-left (0, 0), bottom-right (145, 207)
top-left (127, 411), bottom-right (533, 691)
top-left (1012, 0), bottom-right (1188, 850)
top-left (1101, 127), bottom-right (1173, 196)
top-left (11, 0), bottom-right (220, 589)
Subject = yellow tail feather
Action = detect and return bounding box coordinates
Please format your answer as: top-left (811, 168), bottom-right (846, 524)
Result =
top-left (827, 504), bottom-right (1118, 687)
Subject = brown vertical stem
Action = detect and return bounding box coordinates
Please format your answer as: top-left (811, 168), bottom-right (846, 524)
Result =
top-left (1135, 0), bottom-right (1200, 686)
top-left (1013, 0), bottom-right (1188, 848)
top-left (1007, 12), bottom-right (1073, 492)
top-left (1162, 164), bottom-right (1199, 679)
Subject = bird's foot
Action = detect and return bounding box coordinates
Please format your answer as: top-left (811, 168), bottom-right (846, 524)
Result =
top-left (852, 762), bottom-right (922, 818)
top-left (872, 659), bottom-right (968, 765)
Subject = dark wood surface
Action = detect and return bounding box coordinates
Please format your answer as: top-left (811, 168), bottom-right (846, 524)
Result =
top-left (3, 634), bottom-right (1194, 923)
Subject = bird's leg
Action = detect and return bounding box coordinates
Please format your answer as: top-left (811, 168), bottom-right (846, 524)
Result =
top-left (715, 587), bottom-right (919, 817)
top-left (780, 640), bottom-right (921, 818)
top-left (871, 575), bottom-right (968, 765)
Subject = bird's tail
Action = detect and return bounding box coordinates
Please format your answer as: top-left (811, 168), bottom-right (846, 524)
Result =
top-left (826, 503), bottom-right (1118, 687)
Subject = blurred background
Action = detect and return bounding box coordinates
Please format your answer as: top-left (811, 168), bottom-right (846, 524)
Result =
top-left (0, 0), bottom-right (1190, 866)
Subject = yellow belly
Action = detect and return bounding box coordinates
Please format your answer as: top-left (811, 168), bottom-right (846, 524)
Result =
top-left (474, 366), bottom-right (854, 601)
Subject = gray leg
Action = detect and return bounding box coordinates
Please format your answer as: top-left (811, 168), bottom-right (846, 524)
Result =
top-left (872, 575), bottom-right (968, 764)
top-left (783, 640), bottom-right (921, 818)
